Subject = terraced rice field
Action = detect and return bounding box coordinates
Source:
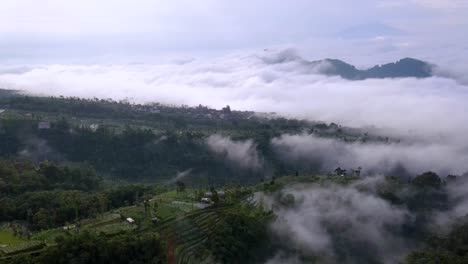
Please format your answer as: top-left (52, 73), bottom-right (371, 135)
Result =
top-left (83, 213), bottom-right (122, 228)
top-left (90, 222), bottom-right (137, 235)
top-left (0, 241), bottom-right (45, 256)
top-left (157, 206), bottom-right (234, 264)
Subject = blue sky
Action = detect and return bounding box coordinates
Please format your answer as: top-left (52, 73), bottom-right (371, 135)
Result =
top-left (1, 0), bottom-right (467, 63)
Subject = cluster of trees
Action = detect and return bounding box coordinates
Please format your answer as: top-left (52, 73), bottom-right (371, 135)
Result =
top-left (406, 221), bottom-right (468, 264)
top-left (0, 118), bottom-right (272, 184)
top-left (9, 118), bottom-right (358, 184)
top-left (40, 123), bottom-right (264, 183)
top-left (0, 119), bottom-right (30, 157)
top-left (207, 211), bottom-right (272, 263)
top-left (2, 94), bottom-right (142, 120)
top-left (0, 160), bottom-right (101, 195)
top-left (377, 171), bottom-right (449, 213)
top-left (7, 209), bottom-right (275, 264)
top-left (0, 185), bottom-right (152, 230)
top-left (1, 92), bottom-right (311, 131)
top-left (1, 90), bottom-right (380, 183)
top-left (0, 160), bottom-right (155, 230)
top-left (10, 232), bottom-right (167, 264)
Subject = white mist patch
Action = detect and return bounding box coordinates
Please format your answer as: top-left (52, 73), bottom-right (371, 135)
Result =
top-left (0, 53), bottom-right (467, 139)
top-left (206, 134), bottom-right (262, 170)
top-left (271, 133), bottom-right (468, 176)
top-left (0, 51), bottom-right (467, 170)
top-left (264, 182), bottom-right (412, 263)
top-left (264, 252), bottom-right (300, 264)
top-left (167, 168), bottom-right (193, 184)
top-left (433, 175), bottom-right (468, 229)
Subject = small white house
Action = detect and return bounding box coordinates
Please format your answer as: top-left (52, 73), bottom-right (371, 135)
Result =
top-left (62, 224), bottom-right (76, 230)
top-left (201, 197), bottom-right (212, 204)
top-left (126, 217), bottom-right (135, 224)
top-left (38, 121), bottom-right (51, 129)
top-left (90, 124), bottom-right (99, 132)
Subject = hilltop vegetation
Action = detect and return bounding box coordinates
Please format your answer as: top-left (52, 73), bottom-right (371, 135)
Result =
top-left (0, 89), bottom-right (387, 184)
top-left (2, 161), bottom-right (467, 264)
top-left (0, 158), bottom-right (274, 263)
top-left (2, 90), bottom-right (468, 264)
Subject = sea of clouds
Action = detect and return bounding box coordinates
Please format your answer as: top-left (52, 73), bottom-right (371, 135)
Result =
top-left (1, 49), bottom-right (467, 176)
top-left (2, 49), bottom-right (468, 264)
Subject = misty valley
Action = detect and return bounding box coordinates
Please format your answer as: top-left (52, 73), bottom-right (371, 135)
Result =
top-left (1, 90), bottom-right (468, 264)
top-left (2, 1), bottom-right (468, 262)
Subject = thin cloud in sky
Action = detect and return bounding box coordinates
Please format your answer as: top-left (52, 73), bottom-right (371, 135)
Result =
top-left (1, 2), bottom-right (467, 174)
top-left (0, 0), bottom-right (467, 63)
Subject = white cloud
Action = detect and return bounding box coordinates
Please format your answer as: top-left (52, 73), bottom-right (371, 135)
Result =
top-left (272, 133), bottom-right (468, 176)
top-left (1, 51), bottom-right (467, 176)
top-left (1, 1), bottom-right (467, 63)
top-left (433, 176), bottom-right (468, 229)
top-left (2, 51), bottom-right (467, 135)
top-left (263, 181), bottom-right (412, 263)
top-left (206, 135), bottom-right (262, 170)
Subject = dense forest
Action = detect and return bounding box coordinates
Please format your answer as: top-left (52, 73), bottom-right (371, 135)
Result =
top-left (0, 90), bottom-right (388, 184)
top-left (1, 90), bottom-right (468, 264)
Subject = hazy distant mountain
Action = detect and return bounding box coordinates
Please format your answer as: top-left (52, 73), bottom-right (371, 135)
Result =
top-left (308, 57), bottom-right (433, 80)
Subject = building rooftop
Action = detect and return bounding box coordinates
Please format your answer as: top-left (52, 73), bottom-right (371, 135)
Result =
top-left (38, 121), bottom-right (51, 129)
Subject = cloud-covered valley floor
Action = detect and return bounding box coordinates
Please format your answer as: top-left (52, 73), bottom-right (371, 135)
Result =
top-left (2, 50), bottom-right (468, 264)
top-left (1, 50), bottom-right (467, 176)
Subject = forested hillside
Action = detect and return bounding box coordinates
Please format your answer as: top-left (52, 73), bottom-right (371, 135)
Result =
top-left (1, 89), bottom-right (385, 184)
top-left (1, 90), bottom-right (468, 264)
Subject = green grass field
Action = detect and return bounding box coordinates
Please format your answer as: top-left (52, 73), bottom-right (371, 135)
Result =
top-left (31, 229), bottom-right (67, 244)
top-left (153, 190), bottom-right (196, 202)
top-left (0, 229), bottom-right (26, 246)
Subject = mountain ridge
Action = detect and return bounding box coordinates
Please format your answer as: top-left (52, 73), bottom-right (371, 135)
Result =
top-left (308, 57), bottom-right (433, 80)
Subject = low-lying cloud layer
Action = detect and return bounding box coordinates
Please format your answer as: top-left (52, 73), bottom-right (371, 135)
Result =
top-left (262, 180), bottom-right (412, 264)
top-left (261, 175), bottom-right (468, 264)
top-left (1, 50), bottom-right (467, 176)
top-left (1, 51), bottom-right (466, 135)
top-left (272, 133), bottom-right (468, 176)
